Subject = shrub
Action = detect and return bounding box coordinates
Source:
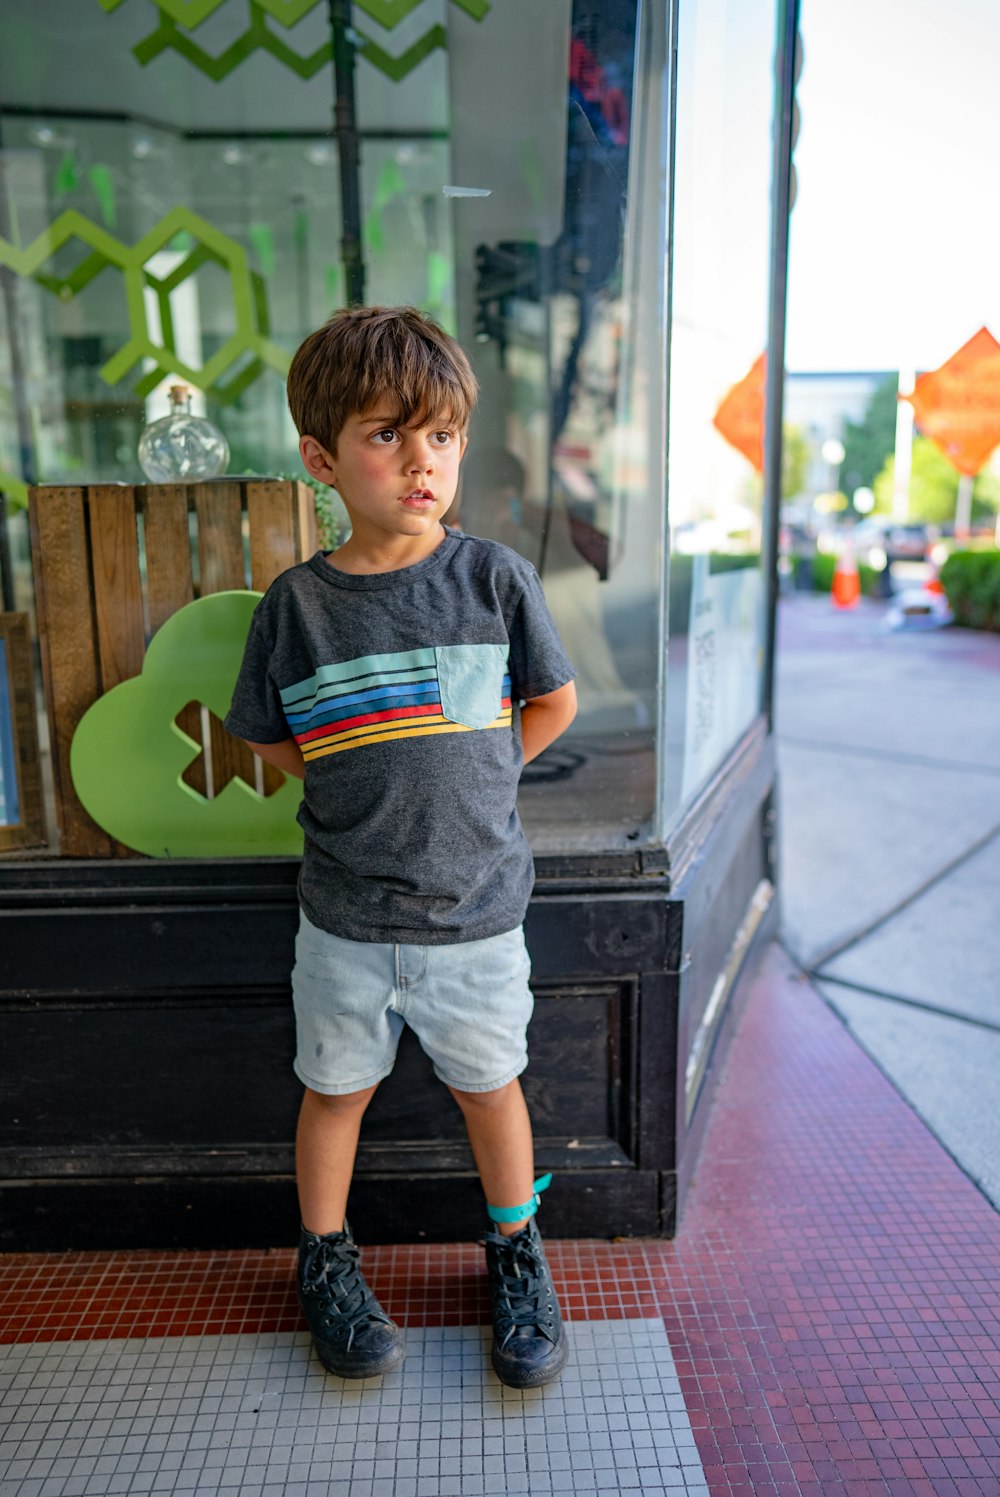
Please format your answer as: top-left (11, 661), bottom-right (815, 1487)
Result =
top-left (939, 549), bottom-right (1000, 631)
top-left (809, 552), bottom-right (881, 597)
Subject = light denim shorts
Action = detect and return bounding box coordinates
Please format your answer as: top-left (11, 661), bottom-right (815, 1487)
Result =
top-left (291, 913), bottom-right (534, 1095)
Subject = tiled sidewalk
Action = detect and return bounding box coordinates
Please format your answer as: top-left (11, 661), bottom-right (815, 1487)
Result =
top-left (3, 943), bottom-right (1000, 1496)
top-left (0, 1323), bottom-right (705, 1496)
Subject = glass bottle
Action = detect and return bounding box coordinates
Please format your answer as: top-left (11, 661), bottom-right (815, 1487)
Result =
top-left (138, 384), bottom-right (230, 483)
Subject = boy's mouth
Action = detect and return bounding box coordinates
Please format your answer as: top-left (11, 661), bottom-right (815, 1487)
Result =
top-left (400, 489), bottom-right (435, 510)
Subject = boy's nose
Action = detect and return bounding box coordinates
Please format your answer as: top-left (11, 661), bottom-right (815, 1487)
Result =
top-left (405, 441), bottom-right (434, 472)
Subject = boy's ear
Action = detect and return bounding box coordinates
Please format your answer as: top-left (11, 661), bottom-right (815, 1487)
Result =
top-left (299, 434), bottom-right (337, 487)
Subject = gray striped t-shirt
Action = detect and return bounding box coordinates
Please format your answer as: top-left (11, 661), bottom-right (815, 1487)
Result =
top-left (225, 528), bottom-right (575, 944)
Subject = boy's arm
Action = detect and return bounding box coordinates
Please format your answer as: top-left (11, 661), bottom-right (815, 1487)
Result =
top-left (244, 736), bottom-right (306, 780)
top-left (519, 681), bottom-right (577, 764)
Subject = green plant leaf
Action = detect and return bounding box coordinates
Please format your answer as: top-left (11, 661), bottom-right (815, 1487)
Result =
top-left (247, 221), bottom-right (276, 277)
top-left (87, 165), bottom-right (118, 228)
top-left (54, 151), bottom-right (80, 196)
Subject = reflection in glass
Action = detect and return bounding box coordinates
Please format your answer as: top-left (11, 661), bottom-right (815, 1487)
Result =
top-left (451, 1), bottom-right (667, 851)
top-left (659, 0), bottom-right (778, 834)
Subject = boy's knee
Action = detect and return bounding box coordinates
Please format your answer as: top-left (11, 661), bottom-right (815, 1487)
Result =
top-left (448, 1078), bottom-right (518, 1111)
top-left (304, 1083), bottom-right (378, 1112)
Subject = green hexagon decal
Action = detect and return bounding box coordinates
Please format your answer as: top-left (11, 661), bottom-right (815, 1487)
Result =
top-left (97, 0), bottom-right (490, 82)
top-left (71, 591), bottom-right (303, 858)
top-left (0, 206), bottom-right (289, 403)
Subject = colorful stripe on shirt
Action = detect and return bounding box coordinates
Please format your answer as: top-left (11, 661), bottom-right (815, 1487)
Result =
top-left (279, 647), bottom-right (512, 762)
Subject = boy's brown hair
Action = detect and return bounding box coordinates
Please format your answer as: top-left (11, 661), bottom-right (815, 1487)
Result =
top-left (287, 305), bottom-right (478, 454)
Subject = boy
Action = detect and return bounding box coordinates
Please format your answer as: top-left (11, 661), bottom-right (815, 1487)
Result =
top-left (225, 306), bottom-right (577, 1388)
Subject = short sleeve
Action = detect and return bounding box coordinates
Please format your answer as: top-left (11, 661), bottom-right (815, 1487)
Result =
top-left (507, 565), bottom-right (576, 702)
top-left (223, 602), bottom-right (290, 743)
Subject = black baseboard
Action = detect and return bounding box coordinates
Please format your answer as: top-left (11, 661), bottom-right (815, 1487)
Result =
top-left (0, 1168), bottom-right (665, 1252)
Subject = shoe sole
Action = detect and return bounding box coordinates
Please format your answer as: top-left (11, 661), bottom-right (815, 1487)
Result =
top-left (491, 1331), bottom-right (570, 1389)
top-left (313, 1337), bottom-right (405, 1379)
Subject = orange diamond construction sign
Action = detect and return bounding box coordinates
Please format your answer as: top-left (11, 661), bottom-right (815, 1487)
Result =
top-left (713, 353), bottom-right (766, 473)
top-left (908, 326), bottom-right (1000, 477)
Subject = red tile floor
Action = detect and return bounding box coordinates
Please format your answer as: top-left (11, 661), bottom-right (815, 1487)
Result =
top-left (3, 942), bottom-right (999, 1496)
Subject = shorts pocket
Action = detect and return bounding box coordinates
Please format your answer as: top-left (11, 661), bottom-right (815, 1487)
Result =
top-left (435, 643), bottom-right (508, 730)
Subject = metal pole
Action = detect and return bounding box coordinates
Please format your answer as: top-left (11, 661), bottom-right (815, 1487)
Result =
top-left (0, 114), bottom-right (35, 612)
top-left (760, 0), bottom-right (800, 731)
top-left (329, 0), bottom-right (365, 307)
top-left (291, 190), bottom-right (311, 332)
top-left (955, 472), bottom-right (974, 540)
top-left (892, 368), bottom-right (914, 523)
top-left (0, 491), bottom-right (15, 612)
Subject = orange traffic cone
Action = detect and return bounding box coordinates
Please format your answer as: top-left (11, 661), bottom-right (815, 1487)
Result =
top-left (925, 560), bottom-right (945, 596)
top-left (831, 544), bottom-right (861, 609)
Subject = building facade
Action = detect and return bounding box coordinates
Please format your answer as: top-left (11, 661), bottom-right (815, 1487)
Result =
top-left (0, 0), bottom-right (798, 1249)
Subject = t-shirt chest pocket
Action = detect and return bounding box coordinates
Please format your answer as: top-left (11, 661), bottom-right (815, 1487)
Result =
top-left (435, 644), bottom-right (508, 730)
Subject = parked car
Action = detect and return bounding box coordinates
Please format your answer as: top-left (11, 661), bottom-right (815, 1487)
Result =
top-left (851, 520), bottom-right (933, 567)
top-left (884, 524), bottom-right (933, 561)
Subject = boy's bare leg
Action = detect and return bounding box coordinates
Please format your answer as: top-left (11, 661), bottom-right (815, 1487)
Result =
top-left (295, 1081), bottom-right (404, 1379)
top-left (296, 1083), bottom-right (378, 1235)
top-left (452, 1075), bottom-right (568, 1387)
top-left (448, 1077), bottom-right (536, 1234)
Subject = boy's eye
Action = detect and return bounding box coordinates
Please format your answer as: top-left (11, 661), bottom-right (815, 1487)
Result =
top-left (372, 429), bottom-right (398, 444)
top-left (432, 431), bottom-right (454, 445)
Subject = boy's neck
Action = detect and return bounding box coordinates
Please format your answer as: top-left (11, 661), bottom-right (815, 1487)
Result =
top-left (326, 521), bottom-right (448, 575)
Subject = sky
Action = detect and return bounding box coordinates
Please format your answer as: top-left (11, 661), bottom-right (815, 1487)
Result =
top-left (785, 0), bottom-right (1000, 374)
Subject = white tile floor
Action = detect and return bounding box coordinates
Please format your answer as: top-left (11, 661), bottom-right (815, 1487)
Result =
top-left (0, 1320), bottom-right (708, 1497)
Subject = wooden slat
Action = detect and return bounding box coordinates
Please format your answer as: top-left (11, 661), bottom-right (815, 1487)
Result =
top-left (193, 481), bottom-right (256, 793)
top-left (246, 481), bottom-right (299, 795)
top-left (295, 479), bottom-right (318, 557)
top-left (88, 486), bottom-right (146, 857)
top-left (88, 486), bottom-right (145, 690)
top-left (205, 708), bottom-right (263, 797)
top-left (142, 485), bottom-right (205, 795)
top-left (245, 480), bottom-right (315, 797)
top-left (28, 486), bottom-right (113, 857)
top-left (0, 612), bottom-right (46, 851)
top-left (141, 484), bottom-right (194, 634)
top-left (195, 480), bottom-right (244, 595)
top-left (247, 480), bottom-right (299, 591)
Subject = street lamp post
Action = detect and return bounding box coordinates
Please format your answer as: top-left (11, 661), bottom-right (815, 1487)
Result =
top-left (892, 369), bottom-right (915, 523)
top-left (821, 436), bottom-right (845, 503)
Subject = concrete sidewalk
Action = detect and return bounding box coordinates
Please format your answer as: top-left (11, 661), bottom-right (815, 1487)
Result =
top-left (775, 593), bottom-right (1000, 1211)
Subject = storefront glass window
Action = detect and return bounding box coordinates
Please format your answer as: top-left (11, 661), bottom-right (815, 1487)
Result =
top-left (0, 0), bottom-right (779, 864)
top-left (658, 0), bottom-right (778, 835)
top-left (1, 0), bottom-right (672, 860)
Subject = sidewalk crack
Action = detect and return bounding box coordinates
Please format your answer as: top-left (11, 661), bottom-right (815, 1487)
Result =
top-left (793, 819), bottom-right (1000, 971)
top-left (810, 973), bottom-right (1000, 1038)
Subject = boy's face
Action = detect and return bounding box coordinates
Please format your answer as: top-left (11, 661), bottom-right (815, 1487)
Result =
top-left (300, 408), bottom-right (467, 547)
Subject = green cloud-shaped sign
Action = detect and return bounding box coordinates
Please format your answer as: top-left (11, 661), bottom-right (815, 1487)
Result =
top-left (71, 591), bottom-right (303, 857)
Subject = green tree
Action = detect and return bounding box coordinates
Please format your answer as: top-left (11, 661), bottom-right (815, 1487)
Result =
top-left (782, 423), bottom-right (809, 500)
top-left (840, 373), bottom-right (898, 499)
top-left (873, 437), bottom-right (999, 525)
top-left (749, 423), bottom-right (810, 508)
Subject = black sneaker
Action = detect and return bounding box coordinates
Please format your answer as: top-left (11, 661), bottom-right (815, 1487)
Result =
top-left (484, 1217), bottom-right (569, 1388)
top-left (297, 1223), bottom-right (404, 1379)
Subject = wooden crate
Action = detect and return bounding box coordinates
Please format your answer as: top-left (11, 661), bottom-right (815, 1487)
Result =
top-left (28, 479), bottom-right (317, 858)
